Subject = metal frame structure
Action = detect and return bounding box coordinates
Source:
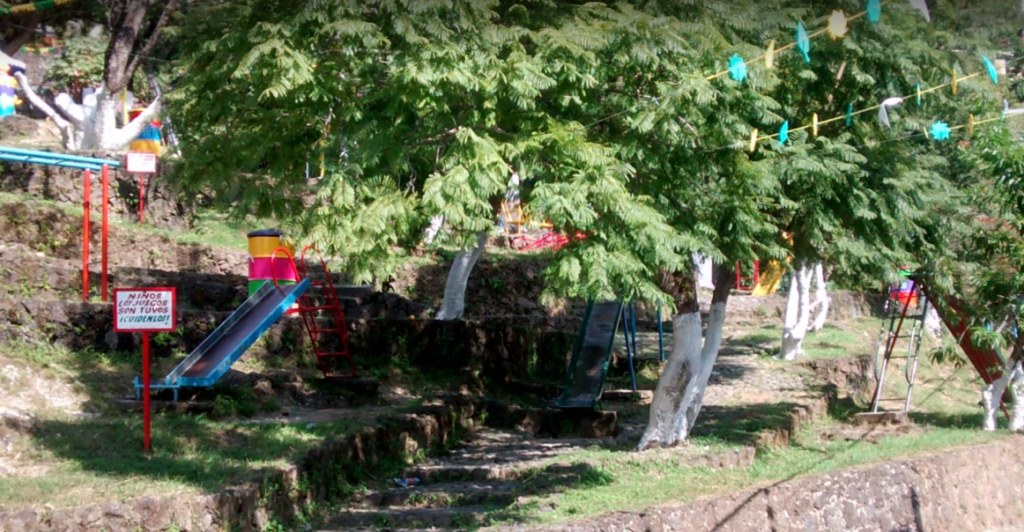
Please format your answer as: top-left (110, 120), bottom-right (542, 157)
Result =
top-left (272, 246), bottom-right (357, 378)
top-left (0, 146), bottom-right (120, 302)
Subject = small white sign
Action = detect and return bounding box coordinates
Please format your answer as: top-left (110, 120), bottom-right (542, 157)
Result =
top-left (114, 288), bottom-right (176, 332)
top-left (126, 152), bottom-right (158, 174)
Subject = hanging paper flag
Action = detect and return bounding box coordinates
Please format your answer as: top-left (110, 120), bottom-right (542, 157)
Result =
top-left (765, 40), bottom-right (776, 69)
top-left (796, 22), bottom-right (811, 63)
top-left (867, 0), bottom-right (882, 23)
top-left (827, 11), bottom-right (848, 39)
top-left (812, 113), bottom-right (819, 136)
top-left (907, 0), bottom-right (930, 21)
top-left (779, 120), bottom-right (790, 146)
top-left (930, 121), bottom-right (951, 140)
top-left (878, 97), bottom-right (904, 128)
top-left (846, 103), bottom-right (853, 126)
top-left (749, 129), bottom-right (759, 153)
top-left (983, 56), bottom-right (998, 84)
top-left (916, 83), bottom-right (922, 106)
top-left (951, 70), bottom-right (958, 96)
top-left (729, 54), bottom-right (748, 82)
top-left (968, 114), bottom-right (975, 134)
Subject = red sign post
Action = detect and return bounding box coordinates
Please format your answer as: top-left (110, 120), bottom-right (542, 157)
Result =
top-left (113, 287), bottom-right (176, 452)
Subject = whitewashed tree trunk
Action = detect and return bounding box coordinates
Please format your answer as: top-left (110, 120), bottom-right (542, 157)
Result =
top-left (983, 373), bottom-right (1011, 431)
top-left (780, 262), bottom-right (812, 360)
top-left (1010, 362), bottom-right (1023, 432)
top-left (424, 215), bottom-right (445, 245)
top-left (809, 262), bottom-right (829, 332)
top-left (638, 264), bottom-right (732, 450)
top-left (696, 255), bottom-right (715, 289)
top-left (923, 304), bottom-right (943, 339)
top-left (46, 85), bottom-right (161, 152)
top-left (434, 231), bottom-right (488, 320)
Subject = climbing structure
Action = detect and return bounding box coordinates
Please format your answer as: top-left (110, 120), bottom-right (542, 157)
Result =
top-left (273, 246), bottom-right (357, 379)
top-left (870, 274), bottom-right (929, 413)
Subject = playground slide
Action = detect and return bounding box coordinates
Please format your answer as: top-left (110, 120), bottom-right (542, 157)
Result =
top-left (922, 288), bottom-right (1005, 384)
top-left (557, 301), bottom-right (624, 409)
top-left (753, 259), bottom-right (785, 296)
top-left (162, 279), bottom-right (311, 389)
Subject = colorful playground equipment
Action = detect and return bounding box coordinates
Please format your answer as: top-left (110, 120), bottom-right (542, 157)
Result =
top-left (735, 261), bottom-right (760, 291)
top-left (871, 268), bottom-right (1010, 416)
top-left (247, 229), bottom-right (296, 297)
top-left (753, 259), bottom-right (786, 296)
top-left (0, 60), bottom-right (24, 118)
top-left (128, 107), bottom-right (164, 156)
top-left (0, 0), bottom-right (76, 16)
top-left (133, 242), bottom-right (357, 399)
top-left (557, 300), bottom-right (664, 409)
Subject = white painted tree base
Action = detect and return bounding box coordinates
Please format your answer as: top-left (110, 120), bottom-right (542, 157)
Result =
top-left (637, 302), bottom-right (727, 450)
top-left (780, 263), bottom-right (812, 360)
top-left (434, 231), bottom-right (487, 321)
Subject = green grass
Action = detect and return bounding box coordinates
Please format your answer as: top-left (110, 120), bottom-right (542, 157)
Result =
top-left (0, 413), bottom-right (358, 509)
top-left (730, 318), bottom-right (879, 361)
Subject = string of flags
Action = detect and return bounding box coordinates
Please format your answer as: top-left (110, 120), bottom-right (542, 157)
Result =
top-left (706, 0), bottom-right (1017, 151)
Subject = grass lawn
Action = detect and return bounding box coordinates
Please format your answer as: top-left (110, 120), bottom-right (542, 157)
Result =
top-left (0, 414), bottom-right (357, 509)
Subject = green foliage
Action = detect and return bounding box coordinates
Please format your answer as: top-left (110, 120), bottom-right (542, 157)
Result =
top-left (43, 34), bottom-right (107, 95)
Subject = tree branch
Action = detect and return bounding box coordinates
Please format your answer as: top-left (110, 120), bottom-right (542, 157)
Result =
top-left (123, 0), bottom-right (182, 81)
top-left (12, 72), bottom-right (78, 150)
top-left (1, 12), bottom-right (43, 56)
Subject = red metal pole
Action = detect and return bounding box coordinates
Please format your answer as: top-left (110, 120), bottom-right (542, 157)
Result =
top-left (82, 170), bottom-right (91, 302)
top-left (139, 175), bottom-right (145, 223)
top-left (143, 332), bottom-right (151, 452)
top-left (101, 165), bottom-right (109, 302)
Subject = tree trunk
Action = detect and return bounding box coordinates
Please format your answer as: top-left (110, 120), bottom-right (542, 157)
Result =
top-left (424, 215), bottom-right (445, 245)
top-left (696, 255), bottom-right (715, 289)
top-left (984, 332), bottom-right (1024, 431)
top-left (923, 304), bottom-right (943, 339)
top-left (780, 261), bottom-right (812, 360)
top-left (809, 262), bottom-right (829, 332)
top-left (1, 13), bottom-right (43, 56)
top-left (434, 231), bottom-right (488, 320)
top-left (637, 262), bottom-right (733, 451)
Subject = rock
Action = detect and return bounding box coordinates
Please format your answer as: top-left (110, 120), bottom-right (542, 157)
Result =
top-left (253, 379), bottom-right (274, 396)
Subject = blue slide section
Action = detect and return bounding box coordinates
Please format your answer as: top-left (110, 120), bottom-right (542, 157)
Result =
top-left (135, 279), bottom-right (310, 395)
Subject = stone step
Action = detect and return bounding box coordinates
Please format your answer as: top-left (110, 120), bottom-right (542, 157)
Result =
top-left (326, 505), bottom-right (491, 530)
top-left (351, 481), bottom-right (518, 509)
top-left (404, 459), bottom-right (595, 485)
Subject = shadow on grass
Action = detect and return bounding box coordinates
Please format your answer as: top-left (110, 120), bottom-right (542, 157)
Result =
top-left (690, 402), bottom-right (803, 446)
top-left (478, 462), bottom-right (616, 529)
top-left (15, 414), bottom-right (356, 500)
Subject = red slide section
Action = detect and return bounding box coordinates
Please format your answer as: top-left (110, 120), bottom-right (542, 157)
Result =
top-left (920, 285), bottom-right (1004, 384)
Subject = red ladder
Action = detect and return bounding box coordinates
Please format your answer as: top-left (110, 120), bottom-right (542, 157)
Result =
top-left (272, 246), bottom-right (357, 379)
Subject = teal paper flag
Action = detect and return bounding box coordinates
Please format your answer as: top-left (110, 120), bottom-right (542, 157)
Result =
top-left (796, 22), bottom-right (811, 63)
top-left (846, 103), bottom-right (853, 126)
top-left (867, 0), bottom-right (882, 23)
top-left (930, 121), bottom-right (951, 140)
top-left (779, 120), bottom-right (790, 145)
top-left (729, 54), bottom-right (748, 82)
top-left (983, 56), bottom-right (998, 84)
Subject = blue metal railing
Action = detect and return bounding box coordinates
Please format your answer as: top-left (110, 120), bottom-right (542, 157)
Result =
top-left (0, 146), bottom-right (120, 171)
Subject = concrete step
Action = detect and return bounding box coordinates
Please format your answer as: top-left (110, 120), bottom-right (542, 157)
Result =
top-left (326, 505), bottom-right (491, 530)
top-left (351, 481), bottom-right (518, 509)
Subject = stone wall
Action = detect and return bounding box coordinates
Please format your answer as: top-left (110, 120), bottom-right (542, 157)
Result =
top-left (1, 158), bottom-right (189, 229)
top-left (0, 394), bottom-right (481, 532)
top-left (0, 298), bottom-right (575, 385)
top-left (497, 436), bottom-right (1024, 532)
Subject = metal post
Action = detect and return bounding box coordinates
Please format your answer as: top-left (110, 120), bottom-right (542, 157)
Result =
top-left (629, 302), bottom-right (638, 392)
top-left (657, 300), bottom-right (665, 362)
top-left (142, 332), bottom-right (151, 452)
top-left (82, 170), bottom-right (90, 302)
top-left (101, 165), bottom-right (109, 302)
top-left (139, 174), bottom-right (145, 223)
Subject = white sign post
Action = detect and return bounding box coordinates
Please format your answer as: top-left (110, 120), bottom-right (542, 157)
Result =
top-left (114, 287), bottom-right (176, 452)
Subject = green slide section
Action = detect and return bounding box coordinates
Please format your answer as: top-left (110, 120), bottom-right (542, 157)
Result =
top-left (557, 300), bottom-right (624, 409)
